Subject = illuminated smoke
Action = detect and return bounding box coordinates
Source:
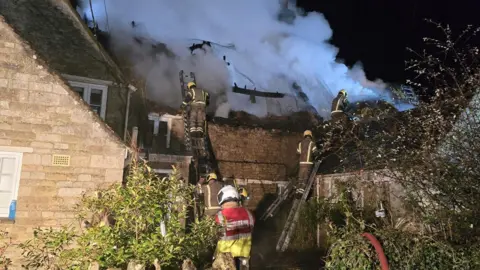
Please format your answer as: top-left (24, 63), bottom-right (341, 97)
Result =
top-left (79, 0), bottom-right (409, 119)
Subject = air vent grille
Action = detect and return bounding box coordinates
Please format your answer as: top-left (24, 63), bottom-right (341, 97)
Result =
top-left (52, 155), bottom-right (70, 167)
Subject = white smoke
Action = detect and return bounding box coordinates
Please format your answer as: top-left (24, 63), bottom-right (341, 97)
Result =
top-left (80, 0), bottom-right (405, 119)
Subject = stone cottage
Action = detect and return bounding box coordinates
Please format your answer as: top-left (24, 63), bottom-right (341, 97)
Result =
top-left (0, 0), bottom-right (131, 264)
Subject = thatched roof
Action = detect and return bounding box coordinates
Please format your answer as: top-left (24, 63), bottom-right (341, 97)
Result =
top-left (0, 0), bottom-right (124, 82)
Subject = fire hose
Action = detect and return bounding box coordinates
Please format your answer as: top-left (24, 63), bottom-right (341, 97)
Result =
top-left (361, 232), bottom-right (389, 270)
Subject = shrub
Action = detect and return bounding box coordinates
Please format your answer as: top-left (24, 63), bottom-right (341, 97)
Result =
top-left (0, 230), bottom-right (11, 269)
top-left (20, 161), bottom-right (218, 269)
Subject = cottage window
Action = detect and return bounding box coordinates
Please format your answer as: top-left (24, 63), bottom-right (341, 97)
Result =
top-left (68, 81), bottom-right (108, 120)
top-left (0, 151), bottom-right (23, 218)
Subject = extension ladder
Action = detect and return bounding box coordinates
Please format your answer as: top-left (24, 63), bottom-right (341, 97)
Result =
top-left (260, 181), bottom-right (294, 221)
top-left (179, 70), bottom-right (213, 179)
top-left (276, 160), bottom-right (321, 252)
top-left (180, 70), bottom-right (196, 152)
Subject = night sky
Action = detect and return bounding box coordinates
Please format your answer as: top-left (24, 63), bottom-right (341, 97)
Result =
top-left (298, 0), bottom-right (480, 85)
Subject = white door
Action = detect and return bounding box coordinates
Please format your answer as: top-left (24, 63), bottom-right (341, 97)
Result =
top-left (0, 152), bottom-right (22, 217)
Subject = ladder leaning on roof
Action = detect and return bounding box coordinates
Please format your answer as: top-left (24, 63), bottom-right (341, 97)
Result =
top-left (179, 70), bottom-right (217, 220)
top-left (276, 160), bottom-right (321, 252)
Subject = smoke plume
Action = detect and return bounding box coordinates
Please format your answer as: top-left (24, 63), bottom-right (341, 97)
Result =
top-left (79, 0), bottom-right (404, 119)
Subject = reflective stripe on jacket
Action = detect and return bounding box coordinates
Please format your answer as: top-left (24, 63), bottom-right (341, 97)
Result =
top-left (297, 137), bottom-right (317, 164)
top-left (183, 87), bottom-right (209, 106)
top-left (215, 207), bottom-right (255, 258)
top-left (201, 180), bottom-right (222, 211)
top-left (331, 95), bottom-right (348, 114)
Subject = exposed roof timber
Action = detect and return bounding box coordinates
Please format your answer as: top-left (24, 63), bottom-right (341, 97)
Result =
top-left (232, 84), bottom-right (285, 98)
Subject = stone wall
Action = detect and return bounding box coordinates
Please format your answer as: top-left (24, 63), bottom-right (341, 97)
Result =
top-left (0, 17), bottom-right (126, 265)
top-left (315, 170), bottom-right (406, 218)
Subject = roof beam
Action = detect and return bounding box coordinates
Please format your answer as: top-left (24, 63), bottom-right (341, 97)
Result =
top-left (232, 84), bottom-right (285, 98)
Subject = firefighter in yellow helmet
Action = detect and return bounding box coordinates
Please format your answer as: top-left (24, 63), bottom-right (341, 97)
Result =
top-left (238, 187), bottom-right (249, 206)
top-left (198, 172), bottom-right (223, 217)
top-left (181, 82), bottom-right (210, 137)
top-left (295, 130), bottom-right (320, 198)
top-left (331, 89), bottom-right (350, 126)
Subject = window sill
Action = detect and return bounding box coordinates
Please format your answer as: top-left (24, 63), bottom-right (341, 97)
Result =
top-left (0, 218), bottom-right (15, 224)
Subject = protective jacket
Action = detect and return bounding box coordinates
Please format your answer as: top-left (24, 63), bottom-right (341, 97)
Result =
top-left (297, 136), bottom-right (318, 164)
top-left (331, 94), bottom-right (348, 115)
top-left (182, 86), bottom-right (210, 107)
top-left (182, 86), bottom-right (210, 135)
top-left (201, 180), bottom-right (222, 215)
top-left (215, 207), bottom-right (255, 258)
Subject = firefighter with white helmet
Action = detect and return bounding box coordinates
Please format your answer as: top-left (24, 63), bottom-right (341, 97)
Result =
top-left (181, 82), bottom-right (210, 137)
top-left (214, 185), bottom-right (255, 270)
top-left (295, 130), bottom-right (320, 198)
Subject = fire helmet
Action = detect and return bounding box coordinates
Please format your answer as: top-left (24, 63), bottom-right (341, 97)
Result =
top-left (207, 172), bottom-right (217, 181)
top-left (217, 185), bottom-right (240, 205)
top-left (339, 89), bottom-right (347, 97)
top-left (238, 187), bottom-right (249, 199)
top-left (187, 82), bottom-right (196, 89)
top-left (303, 130), bottom-right (312, 137)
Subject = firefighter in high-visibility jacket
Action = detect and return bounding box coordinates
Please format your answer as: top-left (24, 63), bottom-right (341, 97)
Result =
top-left (181, 82), bottom-right (210, 137)
top-left (214, 185), bottom-right (255, 270)
top-left (295, 130), bottom-right (319, 198)
top-left (198, 172), bottom-right (223, 217)
top-left (331, 89), bottom-right (350, 127)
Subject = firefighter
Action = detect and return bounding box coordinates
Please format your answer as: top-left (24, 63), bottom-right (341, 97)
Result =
top-left (199, 172), bottom-right (223, 217)
top-left (214, 185), bottom-right (255, 270)
top-left (331, 89), bottom-right (350, 127)
top-left (295, 130), bottom-right (319, 198)
top-left (238, 187), bottom-right (249, 206)
top-left (181, 82), bottom-right (210, 137)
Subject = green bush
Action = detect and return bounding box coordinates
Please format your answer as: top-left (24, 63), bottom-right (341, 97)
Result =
top-left (0, 230), bottom-right (12, 269)
top-left (323, 190), bottom-right (476, 270)
top-left (20, 161), bottom-right (218, 269)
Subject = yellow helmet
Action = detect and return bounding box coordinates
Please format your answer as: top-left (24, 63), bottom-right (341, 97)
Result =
top-left (339, 89), bottom-right (347, 97)
top-left (303, 130), bottom-right (312, 137)
top-left (238, 187), bottom-right (248, 198)
top-left (187, 82), bottom-right (196, 89)
top-left (207, 172), bottom-right (217, 181)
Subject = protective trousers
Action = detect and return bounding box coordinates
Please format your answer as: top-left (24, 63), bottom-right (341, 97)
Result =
top-left (297, 163), bottom-right (313, 191)
top-left (189, 103), bottom-right (206, 137)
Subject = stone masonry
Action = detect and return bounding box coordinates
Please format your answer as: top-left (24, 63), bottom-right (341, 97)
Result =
top-left (0, 17), bottom-right (126, 266)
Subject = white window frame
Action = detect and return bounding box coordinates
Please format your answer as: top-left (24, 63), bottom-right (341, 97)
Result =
top-left (68, 81), bottom-right (109, 120)
top-left (0, 151), bottom-right (23, 218)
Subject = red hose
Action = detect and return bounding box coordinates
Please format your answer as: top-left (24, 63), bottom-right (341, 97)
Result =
top-left (361, 232), bottom-right (389, 270)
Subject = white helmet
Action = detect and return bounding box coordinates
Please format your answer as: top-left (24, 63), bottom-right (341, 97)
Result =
top-left (217, 185), bottom-right (240, 205)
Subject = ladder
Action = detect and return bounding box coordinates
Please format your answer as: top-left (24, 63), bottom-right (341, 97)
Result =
top-left (260, 181), bottom-right (294, 221)
top-left (275, 161), bottom-right (321, 252)
top-left (179, 70), bottom-right (213, 181)
top-left (180, 70), bottom-right (196, 152)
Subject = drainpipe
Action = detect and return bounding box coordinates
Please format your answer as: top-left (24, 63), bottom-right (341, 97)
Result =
top-left (123, 84), bottom-right (137, 142)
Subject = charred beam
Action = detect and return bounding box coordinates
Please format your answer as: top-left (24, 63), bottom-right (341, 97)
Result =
top-left (232, 84), bottom-right (285, 98)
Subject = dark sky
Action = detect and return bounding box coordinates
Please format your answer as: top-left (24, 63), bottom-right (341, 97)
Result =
top-left (297, 0), bottom-right (480, 84)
